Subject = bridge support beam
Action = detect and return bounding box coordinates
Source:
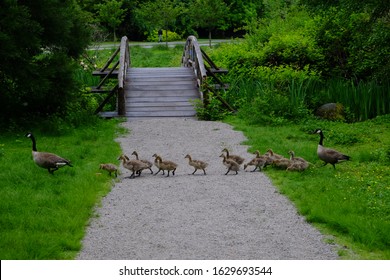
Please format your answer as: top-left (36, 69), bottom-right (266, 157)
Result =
top-left (118, 87), bottom-right (126, 116)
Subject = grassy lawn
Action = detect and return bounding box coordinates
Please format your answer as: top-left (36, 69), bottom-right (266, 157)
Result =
top-left (225, 115), bottom-right (390, 259)
top-left (0, 119), bottom-right (124, 259)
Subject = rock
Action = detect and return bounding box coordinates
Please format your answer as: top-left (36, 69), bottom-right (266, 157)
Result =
top-left (316, 103), bottom-right (345, 121)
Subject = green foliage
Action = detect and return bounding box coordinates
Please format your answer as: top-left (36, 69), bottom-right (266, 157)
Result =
top-left (204, 1), bottom-right (390, 123)
top-left (146, 29), bottom-right (183, 42)
top-left (322, 79), bottom-right (390, 122)
top-left (135, 0), bottom-right (186, 46)
top-left (190, 0), bottom-right (229, 45)
top-left (305, 0), bottom-right (390, 81)
top-left (95, 0), bottom-right (127, 42)
top-left (192, 92), bottom-right (232, 121)
top-left (0, 119), bottom-right (122, 259)
top-left (0, 0), bottom-right (91, 122)
top-left (227, 115), bottom-right (390, 258)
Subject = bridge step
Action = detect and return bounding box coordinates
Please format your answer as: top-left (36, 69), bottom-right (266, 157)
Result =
top-left (124, 67), bottom-right (199, 118)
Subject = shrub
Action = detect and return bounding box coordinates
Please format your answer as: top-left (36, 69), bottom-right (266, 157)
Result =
top-left (146, 29), bottom-right (182, 42)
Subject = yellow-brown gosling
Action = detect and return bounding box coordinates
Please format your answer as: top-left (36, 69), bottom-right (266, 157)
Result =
top-left (265, 149), bottom-right (284, 163)
top-left (152, 154), bottom-right (178, 177)
top-left (314, 129), bottom-right (350, 169)
top-left (184, 154), bottom-right (208, 175)
top-left (220, 154), bottom-right (240, 175)
top-left (221, 148), bottom-right (245, 165)
top-left (152, 153), bottom-right (164, 175)
top-left (132, 151), bottom-right (153, 174)
top-left (25, 132), bottom-right (72, 174)
top-left (286, 151), bottom-right (309, 171)
top-left (272, 157), bottom-right (292, 170)
top-left (118, 154), bottom-right (149, 179)
top-left (99, 163), bottom-right (118, 177)
top-left (243, 150), bottom-right (267, 172)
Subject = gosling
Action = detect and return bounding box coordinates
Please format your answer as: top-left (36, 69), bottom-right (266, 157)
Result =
top-left (243, 150), bottom-right (267, 172)
top-left (221, 148), bottom-right (245, 165)
top-left (152, 153), bottom-right (165, 175)
top-left (265, 149), bottom-right (284, 164)
top-left (272, 157), bottom-right (292, 170)
top-left (286, 151), bottom-right (309, 171)
top-left (118, 154), bottom-right (149, 179)
top-left (131, 151), bottom-right (153, 174)
top-left (220, 154), bottom-right (240, 175)
top-left (99, 163), bottom-right (118, 177)
top-left (184, 154), bottom-right (208, 175)
top-left (152, 154), bottom-right (178, 177)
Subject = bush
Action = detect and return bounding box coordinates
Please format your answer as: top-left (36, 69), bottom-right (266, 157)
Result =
top-left (146, 29), bottom-right (182, 42)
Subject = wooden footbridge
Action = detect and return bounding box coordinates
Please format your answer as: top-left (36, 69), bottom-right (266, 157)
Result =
top-left (91, 36), bottom-right (232, 119)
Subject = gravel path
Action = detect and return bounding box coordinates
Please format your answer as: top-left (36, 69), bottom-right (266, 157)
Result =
top-left (77, 118), bottom-right (338, 260)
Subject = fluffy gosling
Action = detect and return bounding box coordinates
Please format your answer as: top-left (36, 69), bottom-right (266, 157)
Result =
top-left (220, 154), bottom-right (240, 175)
top-left (286, 151), bottom-right (309, 171)
top-left (99, 163), bottom-right (118, 177)
top-left (243, 150), bottom-right (267, 172)
top-left (221, 148), bottom-right (245, 165)
top-left (118, 154), bottom-right (149, 179)
top-left (184, 154), bottom-right (208, 175)
top-left (152, 154), bottom-right (178, 177)
top-left (132, 151), bottom-right (153, 174)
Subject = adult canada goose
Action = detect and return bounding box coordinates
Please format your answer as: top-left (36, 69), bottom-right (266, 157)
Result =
top-left (152, 154), bottom-right (178, 177)
top-left (25, 132), bottom-right (72, 174)
top-left (220, 154), bottom-right (240, 175)
top-left (131, 151), bottom-right (153, 174)
top-left (184, 154), bottom-right (208, 175)
top-left (221, 148), bottom-right (245, 165)
top-left (314, 129), bottom-right (350, 169)
top-left (99, 163), bottom-right (118, 177)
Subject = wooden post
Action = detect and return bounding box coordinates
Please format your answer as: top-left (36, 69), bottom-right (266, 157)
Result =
top-left (117, 87), bottom-right (126, 116)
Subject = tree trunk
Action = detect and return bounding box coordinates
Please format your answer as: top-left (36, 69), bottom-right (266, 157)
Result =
top-left (208, 30), bottom-right (212, 48)
top-left (165, 29), bottom-right (168, 47)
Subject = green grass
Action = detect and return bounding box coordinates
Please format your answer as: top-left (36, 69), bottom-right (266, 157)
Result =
top-left (85, 45), bottom-right (184, 69)
top-left (130, 45), bottom-right (184, 67)
top-left (0, 119), bottom-right (124, 259)
top-left (225, 115), bottom-right (390, 259)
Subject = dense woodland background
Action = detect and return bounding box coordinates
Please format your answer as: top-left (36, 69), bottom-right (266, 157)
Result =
top-left (0, 0), bottom-right (389, 124)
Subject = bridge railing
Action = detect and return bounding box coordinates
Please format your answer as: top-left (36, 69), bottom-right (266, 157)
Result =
top-left (92, 36), bottom-right (130, 117)
top-left (182, 36), bottom-right (234, 112)
top-left (117, 36), bottom-right (130, 116)
top-left (182, 35), bottom-right (208, 94)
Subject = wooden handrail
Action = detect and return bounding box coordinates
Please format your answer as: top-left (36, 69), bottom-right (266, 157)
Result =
top-left (182, 35), bottom-right (207, 88)
top-left (117, 36), bottom-right (130, 116)
top-left (182, 35), bottom-right (233, 112)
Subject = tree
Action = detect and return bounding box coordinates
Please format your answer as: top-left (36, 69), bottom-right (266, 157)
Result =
top-left (0, 0), bottom-right (91, 121)
top-left (190, 0), bottom-right (229, 47)
top-left (95, 0), bottom-right (127, 42)
top-left (303, 0), bottom-right (390, 80)
top-left (135, 0), bottom-right (186, 46)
